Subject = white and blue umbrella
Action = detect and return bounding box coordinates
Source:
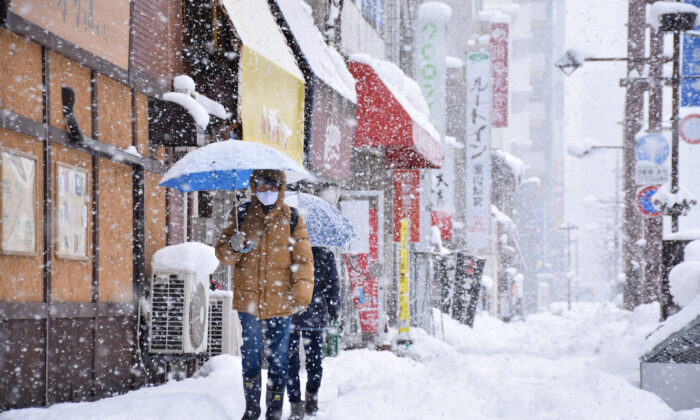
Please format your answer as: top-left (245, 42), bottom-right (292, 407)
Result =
top-left (285, 193), bottom-right (358, 247)
top-left (159, 140), bottom-right (310, 192)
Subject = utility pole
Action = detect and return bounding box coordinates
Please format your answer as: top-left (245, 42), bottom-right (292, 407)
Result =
top-left (622, 0), bottom-right (647, 310)
top-left (559, 223), bottom-right (578, 310)
top-left (644, 25), bottom-right (664, 305)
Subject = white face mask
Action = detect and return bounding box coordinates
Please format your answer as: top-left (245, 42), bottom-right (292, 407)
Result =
top-left (257, 190), bottom-right (279, 206)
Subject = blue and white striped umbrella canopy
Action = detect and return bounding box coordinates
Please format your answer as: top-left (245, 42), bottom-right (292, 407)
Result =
top-left (285, 192), bottom-right (358, 248)
top-left (159, 140), bottom-right (310, 192)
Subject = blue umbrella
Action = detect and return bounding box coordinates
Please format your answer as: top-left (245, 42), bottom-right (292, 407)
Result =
top-left (159, 140), bottom-right (310, 192)
top-left (285, 193), bottom-right (358, 247)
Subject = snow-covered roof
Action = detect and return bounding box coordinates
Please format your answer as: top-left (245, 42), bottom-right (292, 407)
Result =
top-left (493, 149), bottom-right (526, 179)
top-left (151, 242), bottom-right (220, 285)
top-left (221, 0), bottom-right (303, 81)
top-left (643, 294), bottom-right (700, 355)
top-left (647, 2), bottom-right (699, 31)
top-left (276, 0), bottom-right (356, 103)
top-left (664, 229), bottom-right (700, 241)
top-left (350, 53), bottom-right (439, 141)
top-left (417, 2), bottom-right (452, 23)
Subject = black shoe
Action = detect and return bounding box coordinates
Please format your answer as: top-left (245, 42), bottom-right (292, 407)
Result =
top-left (242, 374), bottom-right (262, 420)
top-left (289, 401), bottom-right (305, 420)
top-left (265, 386), bottom-right (285, 420)
top-left (305, 388), bottom-right (318, 416)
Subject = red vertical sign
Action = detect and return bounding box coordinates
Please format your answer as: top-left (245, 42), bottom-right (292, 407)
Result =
top-left (343, 253), bottom-right (378, 333)
top-left (491, 22), bottom-right (508, 128)
top-left (392, 169), bottom-right (421, 242)
top-left (431, 210), bottom-right (453, 241)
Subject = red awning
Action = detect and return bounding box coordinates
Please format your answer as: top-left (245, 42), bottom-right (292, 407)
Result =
top-left (348, 61), bottom-right (441, 169)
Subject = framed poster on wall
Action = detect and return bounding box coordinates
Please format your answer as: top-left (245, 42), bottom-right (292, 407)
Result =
top-left (1, 148), bottom-right (37, 255)
top-left (56, 162), bottom-right (89, 259)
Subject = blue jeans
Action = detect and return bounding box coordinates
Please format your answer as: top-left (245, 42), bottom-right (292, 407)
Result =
top-left (287, 329), bottom-right (324, 403)
top-left (238, 312), bottom-right (291, 389)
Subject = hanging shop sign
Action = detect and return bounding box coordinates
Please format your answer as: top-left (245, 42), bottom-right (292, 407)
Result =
top-left (222, 0), bottom-right (305, 164)
top-left (398, 218), bottom-right (411, 338)
top-left (56, 163), bottom-right (89, 259)
top-left (490, 23), bottom-right (509, 128)
top-left (307, 81), bottom-right (355, 181)
top-left (9, 0), bottom-right (131, 70)
top-left (465, 51), bottom-right (492, 250)
top-left (1, 149), bottom-right (37, 255)
top-left (393, 169), bottom-right (421, 243)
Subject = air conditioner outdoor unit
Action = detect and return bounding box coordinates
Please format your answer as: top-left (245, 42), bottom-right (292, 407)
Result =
top-left (207, 290), bottom-right (241, 357)
top-left (148, 271), bottom-right (208, 354)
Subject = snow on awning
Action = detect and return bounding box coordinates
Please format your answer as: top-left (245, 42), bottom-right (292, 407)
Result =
top-left (274, 0), bottom-right (356, 182)
top-left (348, 54), bottom-right (441, 169)
top-left (275, 0), bottom-right (356, 103)
top-left (220, 0), bottom-right (305, 164)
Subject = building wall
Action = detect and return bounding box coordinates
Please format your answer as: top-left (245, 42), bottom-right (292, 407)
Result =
top-left (0, 0), bottom-right (176, 407)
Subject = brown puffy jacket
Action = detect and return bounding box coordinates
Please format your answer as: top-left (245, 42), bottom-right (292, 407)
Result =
top-left (215, 169), bottom-right (314, 319)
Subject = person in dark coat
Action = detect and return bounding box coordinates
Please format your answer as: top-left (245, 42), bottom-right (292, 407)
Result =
top-left (286, 246), bottom-right (341, 419)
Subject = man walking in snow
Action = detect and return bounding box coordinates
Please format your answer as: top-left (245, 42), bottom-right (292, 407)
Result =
top-left (286, 246), bottom-right (341, 419)
top-left (216, 169), bottom-right (314, 420)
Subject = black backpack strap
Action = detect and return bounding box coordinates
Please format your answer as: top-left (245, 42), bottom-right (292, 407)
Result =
top-left (289, 206), bottom-right (298, 234)
top-left (236, 202), bottom-right (251, 229)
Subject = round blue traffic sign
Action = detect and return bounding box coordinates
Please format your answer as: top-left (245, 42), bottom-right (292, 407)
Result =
top-left (636, 186), bottom-right (662, 217)
top-left (635, 134), bottom-right (669, 165)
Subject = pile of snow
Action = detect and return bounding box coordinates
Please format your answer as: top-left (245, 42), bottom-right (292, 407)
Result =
top-left (643, 295), bottom-right (700, 354)
top-left (122, 145), bottom-right (142, 157)
top-left (665, 229), bottom-right (700, 240)
top-left (417, 2), bottom-right (452, 23)
top-left (172, 74), bottom-right (231, 121)
top-left (445, 56), bottom-right (464, 69)
top-left (9, 302), bottom-right (700, 419)
top-left (493, 149), bottom-right (526, 179)
top-left (162, 92), bottom-right (210, 129)
top-left (276, 0), bottom-right (356, 103)
top-left (647, 2), bottom-right (700, 31)
top-left (151, 242), bottom-right (219, 284)
top-left (477, 10), bottom-right (510, 23)
top-left (667, 240), bottom-right (700, 307)
top-left (567, 137), bottom-right (594, 157)
top-left (491, 204), bottom-right (515, 230)
top-left (652, 182), bottom-right (698, 216)
top-left (350, 53), bottom-right (439, 141)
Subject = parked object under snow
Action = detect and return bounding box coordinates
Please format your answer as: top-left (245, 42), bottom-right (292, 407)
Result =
top-left (667, 240), bottom-right (700, 307)
top-left (151, 242), bottom-right (219, 284)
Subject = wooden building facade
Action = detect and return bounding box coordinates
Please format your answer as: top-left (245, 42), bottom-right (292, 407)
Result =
top-left (0, 0), bottom-right (184, 409)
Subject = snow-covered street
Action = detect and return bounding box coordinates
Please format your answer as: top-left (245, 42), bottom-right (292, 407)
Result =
top-left (5, 302), bottom-right (698, 420)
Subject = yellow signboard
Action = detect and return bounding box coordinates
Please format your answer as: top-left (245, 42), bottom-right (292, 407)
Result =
top-left (239, 45), bottom-right (305, 164)
top-left (398, 218), bottom-right (410, 336)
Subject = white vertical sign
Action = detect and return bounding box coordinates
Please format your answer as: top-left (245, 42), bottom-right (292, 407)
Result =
top-left (415, 2), bottom-right (453, 239)
top-left (465, 51), bottom-right (492, 250)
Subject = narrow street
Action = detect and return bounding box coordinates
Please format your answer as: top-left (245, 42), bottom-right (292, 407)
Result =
top-left (6, 302), bottom-right (697, 420)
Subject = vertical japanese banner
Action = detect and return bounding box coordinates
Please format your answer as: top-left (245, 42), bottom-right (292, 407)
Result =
top-left (398, 218), bottom-right (411, 337)
top-left (415, 3), bottom-right (453, 238)
top-left (362, 208), bottom-right (379, 333)
top-left (465, 51), bottom-right (492, 250)
top-left (490, 22), bottom-right (509, 128)
top-left (393, 170), bottom-right (421, 242)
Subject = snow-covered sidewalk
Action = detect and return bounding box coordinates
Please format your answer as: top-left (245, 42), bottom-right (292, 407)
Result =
top-left (4, 302), bottom-right (699, 420)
